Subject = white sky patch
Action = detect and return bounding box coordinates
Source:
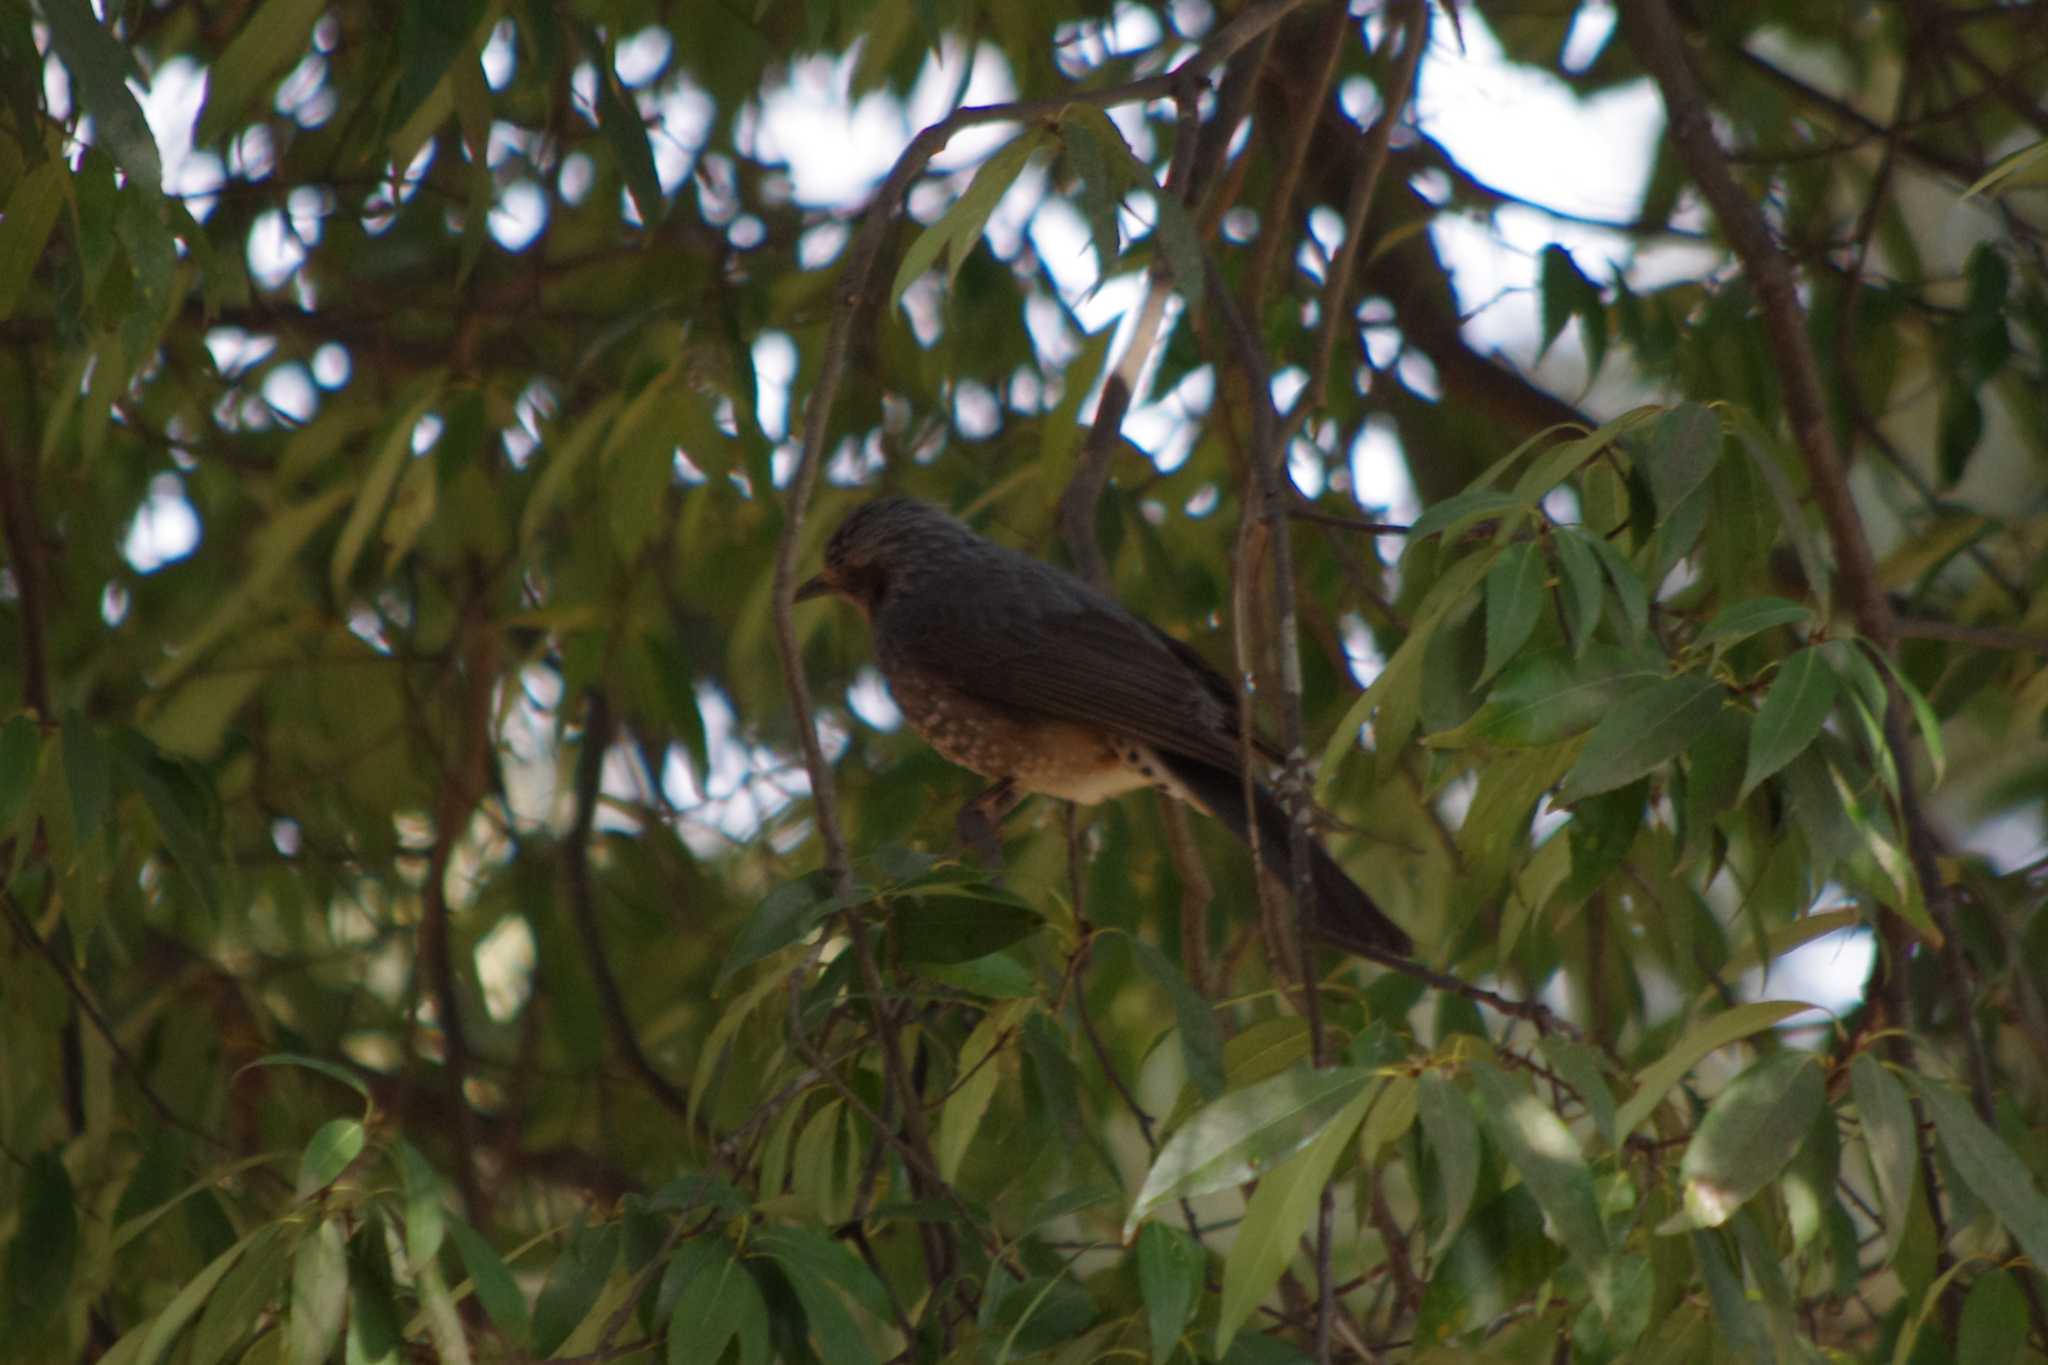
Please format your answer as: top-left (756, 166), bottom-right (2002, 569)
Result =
top-left (1740, 917), bottom-right (1876, 1020)
top-left (205, 327), bottom-right (276, 378)
top-left (1412, 11), bottom-right (1667, 382)
top-left (262, 364), bottom-right (317, 423)
top-left (482, 20), bottom-right (518, 90)
top-left (123, 474), bottom-right (200, 572)
top-left (847, 668), bottom-right (903, 732)
top-left (135, 57), bottom-right (225, 214)
top-left (310, 343), bottom-right (351, 389)
top-left (752, 331), bottom-right (798, 439)
top-left (753, 38), bottom-right (1019, 206)
top-left (615, 27), bottom-right (674, 86)
top-left (489, 180), bottom-right (549, 250)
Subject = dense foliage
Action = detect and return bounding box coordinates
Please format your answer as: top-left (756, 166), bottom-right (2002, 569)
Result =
top-left (3, 0), bottom-right (2048, 1361)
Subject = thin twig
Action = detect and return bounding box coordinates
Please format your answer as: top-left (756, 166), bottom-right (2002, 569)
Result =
top-left (419, 586), bottom-right (496, 1226)
top-left (1283, 0), bottom-right (1429, 445)
top-left (1288, 504), bottom-right (1409, 536)
top-left (564, 690), bottom-right (697, 1122)
top-left (2, 892), bottom-right (231, 1151)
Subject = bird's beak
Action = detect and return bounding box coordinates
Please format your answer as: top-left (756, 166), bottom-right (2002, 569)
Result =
top-left (794, 571), bottom-right (835, 602)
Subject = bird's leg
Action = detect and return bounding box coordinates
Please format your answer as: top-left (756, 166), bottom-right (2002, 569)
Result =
top-left (956, 778), bottom-right (1023, 869)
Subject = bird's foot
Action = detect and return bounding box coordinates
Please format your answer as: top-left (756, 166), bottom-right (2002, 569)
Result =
top-left (956, 779), bottom-right (1021, 871)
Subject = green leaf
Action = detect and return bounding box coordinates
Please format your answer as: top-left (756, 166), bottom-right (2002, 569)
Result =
top-left (938, 999), bottom-right (1028, 1181)
top-left (0, 158), bottom-right (66, 321)
top-left (1542, 1037), bottom-right (1618, 1149)
top-left (1696, 597), bottom-right (1811, 653)
top-left (1125, 1065), bottom-right (1374, 1235)
top-left (416, 1262), bottom-right (474, 1365)
top-left (1677, 1052), bottom-right (1826, 1228)
top-left (518, 392), bottom-right (619, 546)
top-left (395, 1141), bottom-right (446, 1272)
top-left (1910, 1077), bottom-right (2048, 1274)
top-left (1468, 644), bottom-right (1663, 746)
top-left (1565, 780), bottom-right (1644, 900)
top-left (448, 1217), bottom-right (529, 1345)
top-left (288, 1218), bottom-right (349, 1365)
top-left (189, 1225), bottom-right (287, 1365)
top-left (1417, 1188), bottom-right (1562, 1341)
top-left (1938, 382), bottom-right (1985, 486)
top-left (889, 127), bottom-right (1046, 311)
top-left (1481, 539), bottom-right (1545, 684)
top-left (988, 1274), bottom-right (1098, 1357)
top-left (386, 0), bottom-right (489, 161)
top-left (756, 1227), bottom-right (884, 1365)
top-left (667, 1240), bottom-right (766, 1365)
top-left (1851, 1055), bottom-right (1916, 1266)
top-left (1215, 1079), bottom-right (1376, 1356)
top-left (530, 1218), bottom-right (619, 1357)
top-left (331, 380), bottom-right (444, 599)
top-left (1957, 244), bottom-right (2013, 383)
top-left (1638, 402), bottom-right (1722, 515)
top-left (347, 1252), bottom-right (405, 1365)
top-left (1470, 1061), bottom-right (1607, 1264)
top-left (592, 31), bottom-right (665, 226)
top-left (195, 0), bottom-right (329, 143)
top-left (2, 1149), bottom-right (78, 1344)
top-left (1408, 488), bottom-right (1522, 542)
top-left (1060, 109), bottom-right (1122, 280)
top-left (40, 0), bottom-right (162, 188)
top-left (715, 870), bottom-right (839, 990)
top-left (117, 734), bottom-right (225, 912)
top-left (1962, 137), bottom-right (2048, 197)
top-left (1614, 1001), bottom-right (1818, 1138)
top-left (1585, 532), bottom-right (1649, 638)
top-left (1416, 1072), bottom-right (1480, 1256)
top-left (1958, 1270), bottom-right (2028, 1365)
top-left (1557, 673), bottom-right (1723, 803)
top-left (61, 711), bottom-right (110, 843)
top-left (750, 1226), bottom-right (894, 1325)
top-left (297, 1117), bottom-right (366, 1195)
top-left (1867, 647), bottom-right (1947, 786)
top-left (1741, 647), bottom-right (1838, 798)
top-left (1136, 1222), bottom-right (1203, 1365)
top-left (1538, 244), bottom-right (1598, 360)
top-left (1127, 935), bottom-right (1226, 1099)
top-left (1552, 528), bottom-right (1606, 657)
top-left (133, 1224), bottom-right (267, 1365)
top-left (1726, 408), bottom-right (1831, 617)
top-left (152, 487), bottom-right (353, 690)
top-left (0, 713), bottom-right (38, 836)
top-left (234, 1051), bottom-right (370, 1102)
top-left (893, 892), bottom-right (1043, 965)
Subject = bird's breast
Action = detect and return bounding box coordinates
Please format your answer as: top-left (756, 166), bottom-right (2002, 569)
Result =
top-left (883, 667), bottom-right (1156, 804)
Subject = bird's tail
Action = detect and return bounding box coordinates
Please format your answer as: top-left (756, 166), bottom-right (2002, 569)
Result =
top-left (1164, 758), bottom-right (1414, 959)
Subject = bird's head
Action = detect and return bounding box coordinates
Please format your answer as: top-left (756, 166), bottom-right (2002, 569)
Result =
top-left (794, 496), bottom-right (958, 617)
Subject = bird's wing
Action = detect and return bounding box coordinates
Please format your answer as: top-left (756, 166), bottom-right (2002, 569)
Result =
top-left (884, 596), bottom-right (1254, 772)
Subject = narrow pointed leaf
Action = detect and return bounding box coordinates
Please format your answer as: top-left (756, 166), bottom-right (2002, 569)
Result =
top-left (1557, 673), bottom-right (1722, 803)
top-left (1911, 1077), bottom-right (2048, 1273)
top-left (1482, 540), bottom-right (1545, 683)
top-left (1125, 1066), bottom-right (1372, 1235)
top-left (1215, 1081), bottom-right (1376, 1355)
top-left (1614, 1001), bottom-right (1819, 1138)
top-left (1742, 647), bottom-right (1837, 797)
top-left (1677, 1053), bottom-right (1825, 1228)
top-left (1416, 1072), bottom-right (1480, 1256)
top-left (1471, 1062), bottom-right (1607, 1263)
top-left (1852, 1054), bottom-right (1916, 1265)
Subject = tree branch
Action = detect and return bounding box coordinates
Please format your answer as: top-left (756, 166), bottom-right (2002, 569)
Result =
top-left (564, 690), bottom-right (697, 1123)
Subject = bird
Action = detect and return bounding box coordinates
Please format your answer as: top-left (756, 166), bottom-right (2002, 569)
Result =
top-left (795, 496), bottom-right (1413, 959)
